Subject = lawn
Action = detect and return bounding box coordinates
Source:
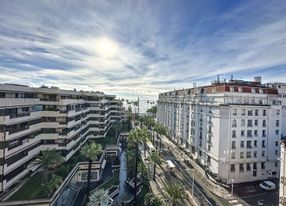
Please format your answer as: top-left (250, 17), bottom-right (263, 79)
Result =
top-left (8, 173), bottom-right (44, 201)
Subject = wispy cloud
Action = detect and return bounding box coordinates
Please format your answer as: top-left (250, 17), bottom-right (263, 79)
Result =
top-left (0, 0), bottom-right (286, 101)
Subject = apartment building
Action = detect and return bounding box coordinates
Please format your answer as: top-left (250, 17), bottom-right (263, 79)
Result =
top-left (157, 77), bottom-right (282, 184)
top-left (0, 84), bottom-right (123, 192)
top-left (267, 82), bottom-right (286, 205)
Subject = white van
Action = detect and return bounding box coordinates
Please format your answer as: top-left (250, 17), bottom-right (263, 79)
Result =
top-left (259, 181), bottom-right (276, 191)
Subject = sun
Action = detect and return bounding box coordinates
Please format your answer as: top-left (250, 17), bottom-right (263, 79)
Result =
top-left (94, 37), bottom-right (119, 58)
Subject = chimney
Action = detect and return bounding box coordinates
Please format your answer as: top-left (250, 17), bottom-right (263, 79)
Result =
top-left (254, 76), bottom-right (262, 83)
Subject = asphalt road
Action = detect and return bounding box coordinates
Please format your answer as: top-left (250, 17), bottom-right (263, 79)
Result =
top-left (159, 144), bottom-right (231, 206)
top-left (233, 181), bottom-right (279, 206)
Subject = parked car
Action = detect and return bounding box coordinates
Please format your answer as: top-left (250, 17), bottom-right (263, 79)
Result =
top-left (259, 181), bottom-right (276, 191)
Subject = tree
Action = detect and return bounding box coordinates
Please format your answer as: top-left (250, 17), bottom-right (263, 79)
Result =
top-left (81, 142), bottom-right (103, 201)
top-left (112, 121), bottom-right (123, 139)
top-left (144, 193), bottom-right (163, 206)
top-left (164, 184), bottom-right (187, 206)
top-left (128, 128), bottom-right (149, 205)
top-left (36, 149), bottom-right (64, 184)
top-left (46, 175), bottom-right (63, 196)
top-left (88, 189), bottom-right (110, 206)
top-left (138, 161), bottom-right (150, 187)
top-left (147, 106), bottom-right (157, 118)
top-left (146, 151), bottom-right (161, 180)
top-left (154, 124), bottom-right (167, 150)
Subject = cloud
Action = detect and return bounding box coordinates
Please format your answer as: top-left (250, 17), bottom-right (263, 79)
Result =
top-left (0, 0), bottom-right (286, 103)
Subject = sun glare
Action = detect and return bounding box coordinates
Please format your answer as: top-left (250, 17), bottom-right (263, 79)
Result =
top-left (94, 37), bottom-right (119, 58)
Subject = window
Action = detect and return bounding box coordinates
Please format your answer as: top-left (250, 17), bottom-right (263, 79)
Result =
top-left (232, 141), bottom-right (236, 149)
top-left (232, 130), bottom-right (236, 138)
top-left (241, 109), bottom-right (246, 116)
top-left (262, 130), bottom-right (266, 137)
top-left (253, 163), bottom-right (257, 170)
top-left (262, 120), bottom-right (266, 127)
top-left (276, 141), bottom-right (279, 146)
top-left (232, 109), bottom-right (237, 116)
top-left (248, 110), bottom-right (253, 116)
top-left (254, 151), bottom-right (257, 158)
top-left (232, 119), bottom-right (237, 127)
top-left (275, 161), bottom-right (279, 167)
top-left (276, 110), bottom-right (280, 115)
top-left (240, 141), bottom-right (244, 148)
top-left (255, 109), bottom-right (259, 116)
top-left (241, 130), bottom-right (245, 137)
top-left (276, 120), bottom-right (280, 127)
top-left (262, 140), bottom-right (266, 148)
top-left (254, 140), bottom-right (257, 147)
top-left (247, 140), bottom-right (252, 148)
top-left (247, 120), bottom-right (253, 127)
top-left (231, 152), bottom-right (235, 159)
top-left (239, 164), bottom-right (244, 172)
top-left (254, 120), bottom-right (258, 126)
top-left (276, 130), bottom-right (280, 135)
top-left (261, 162), bottom-right (265, 170)
top-left (254, 130), bottom-right (258, 136)
top-left (262, 151), bottom-right (265, 157)
top-left (246, 151), bottom-right (251, 158)
top-left (275, 150), bottom-right (278, 155)
top-left (247, 130), bottom-right (252, 138)
top-left (231, 164), bottom-right (235, 172)
top-left (230, 87), bottom-right (234, 92)
top-left (240, 152), bottom-right (244, 158)
top-left (241, 119), bottom-right (245, 127)
top-left (246, 163), bottom-right (251, 171)
top-left (263, 110), bottom-right (266, 116)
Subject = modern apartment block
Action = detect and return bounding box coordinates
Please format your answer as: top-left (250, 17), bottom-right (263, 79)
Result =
top-left (157, 77), bottom-right (282, 184)
top-left (0, 84), bottom-right (123, 192)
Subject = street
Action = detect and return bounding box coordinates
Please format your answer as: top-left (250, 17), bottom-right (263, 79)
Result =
top-left (159, 142), bottom-right (232, 206)
top-left (233, 181), bottom-right (279, 206)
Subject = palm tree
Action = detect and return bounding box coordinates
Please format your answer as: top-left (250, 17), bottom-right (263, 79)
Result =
top-left (144, 193), bottom-right (163, 206)
top-left (138, 161), bottom-right (150, 187)
top-left (164, 184), bottom-right (187, 206)
top-left (146, 151), bottom-right (161, 180)
top-left (147, 106), bottom-right (157, 118)
top-left (81, 142), bottom-right (103, 201)
top-left (154, 124), bottom-right (167, 151)
top-left (88, 189), bottom-right (110, 206)
top-left (128, 128), bottom-right (149, 205)
top-left (46, 174), bottom-right (63, 196)
top-left (112, 121), bottom-right (123, 139)
top-left (37, 149), bottom-right (64, 184)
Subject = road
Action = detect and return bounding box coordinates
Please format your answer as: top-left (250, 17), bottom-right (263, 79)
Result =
top-left (233, 181), bottom-right (279, 206)
top-left (159, 143), bottom-right (232, 206)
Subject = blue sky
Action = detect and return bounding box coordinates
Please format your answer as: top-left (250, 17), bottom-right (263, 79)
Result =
top-left (0, 0), bottom-right (286, 101)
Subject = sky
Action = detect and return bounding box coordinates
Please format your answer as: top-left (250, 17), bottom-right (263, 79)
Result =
top-left (0, 0), bottom-right (286, 104)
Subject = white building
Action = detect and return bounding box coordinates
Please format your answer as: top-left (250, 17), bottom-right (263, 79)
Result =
top-left (0, 84), bottom-right (123, 192)
top-left (267, 82), bottom-right (286, 205)
top-left (157, 78), bottom-right (282, 184)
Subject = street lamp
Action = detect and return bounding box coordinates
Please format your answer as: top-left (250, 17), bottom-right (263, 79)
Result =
top-left (231, 179), bottom-right (234, 196)
top-left (192, 169), bottom-right (195, 196)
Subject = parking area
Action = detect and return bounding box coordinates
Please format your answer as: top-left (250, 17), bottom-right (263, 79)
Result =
top-left (233, 180), bottom-right (279, 206)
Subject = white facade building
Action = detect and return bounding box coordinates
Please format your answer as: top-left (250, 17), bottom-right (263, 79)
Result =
top-left (0, 84), bottom-right (123, 192)
top-left (157, 78), bottom-right (282, 184)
